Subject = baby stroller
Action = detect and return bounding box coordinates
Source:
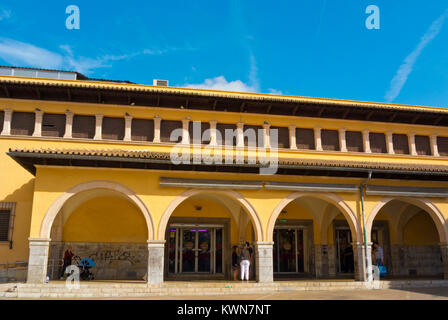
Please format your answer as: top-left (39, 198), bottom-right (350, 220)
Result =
top-left (78, 257), bottom-right (95, 281)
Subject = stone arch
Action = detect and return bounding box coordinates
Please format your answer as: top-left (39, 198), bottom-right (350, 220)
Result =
top-left (158, 189), bottom-right (263, 242)
top-left (366, 197), bottom-right (448, 243)
top-left (40, 180), bottom-right (155, 240)
top-left (268, 192), bottom-right (361, 243)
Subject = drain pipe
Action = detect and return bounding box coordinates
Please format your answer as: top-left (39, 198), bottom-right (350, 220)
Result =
top-left (360, 170), bottom-right (372, 281)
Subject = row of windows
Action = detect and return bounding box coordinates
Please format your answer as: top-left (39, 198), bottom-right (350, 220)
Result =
top-left (1, 110), bottom-right (447, 156)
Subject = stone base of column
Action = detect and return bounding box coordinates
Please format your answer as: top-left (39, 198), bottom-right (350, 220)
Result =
top-left (314, 245), bottom-right (329, 278)
top-left (352, 242), bottom-right (372, 281)
top-left (147, 240), bottom-right (165, 285)
top-left (27, 238), bottom-right (51, 284)
top-left (254, 242), bottom-right (274, 283)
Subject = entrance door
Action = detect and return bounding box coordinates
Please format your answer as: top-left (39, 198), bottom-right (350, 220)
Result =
top-left (168, 225), bottom-right (223, 274)
top-left (335, 228), bottom-right (354, 273)
top-left (273, 227), bottom-right (306, 274)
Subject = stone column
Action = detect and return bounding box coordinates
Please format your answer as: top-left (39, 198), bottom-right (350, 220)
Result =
top-left (254, 241), bottom-right (274, 283)
top-left (431, 134), bottom-right (440, 157)
top-left (153, 116), bottom-right (161, 143)
top-left (362, 129), bottom-right (371, 153)
top-left (181, 118), bottom-right (190, 145)
top-left (209, 120), bottom-right (218, 146)
top-left (147, 240), bottom-right (165, 285)
top-left (27, 238), bottom-right (51, 283)
top-left (386, 131), bottom-right (394, 155)
top-left (63, 110), bottom-right (74, 139)
top-left (263, 122), bottom-right (271, 149)
top-left (32, 109), bottom-right (44, 137)
top-left (288, 125), bottom-right (297, 150)
top-left (124, 113), bottom-right (132, 141)
top-left (314, 245), bottom-right (329, 278)
top-left (93, 114), bottom-right (103, 140)
top-left (352, 242), bottom-right (372, 281)
top-left (236, 122), bottom-right (244, 148)
top-left (339, 128), bottom-right (347, 152)
top-left (327, 245), bottom-right (337, 276)
top-left (408, 132), bottom-right (417, 155)
top-left (440, 243), bottom-right (448, 279)
top-left (314, 127), bottom-right (323, 151)
top-left (0, 108), bottom-right (13, 135)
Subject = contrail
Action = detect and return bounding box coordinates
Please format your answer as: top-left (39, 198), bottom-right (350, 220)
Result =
top-left (385, 9), bottom-right (448, 102)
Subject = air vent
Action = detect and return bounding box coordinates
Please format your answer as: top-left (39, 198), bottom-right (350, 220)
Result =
top-left (153, 79), bottom-right (169, 87)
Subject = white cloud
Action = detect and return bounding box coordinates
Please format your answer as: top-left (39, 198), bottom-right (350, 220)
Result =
top-left (0, 38), bottom-right (63, 69)
top-left (184, 76), bottom-right (257, 92)
top-left (268, 88), bottom-right (283, 95)
top-left (0, 9), bottom-right (11, 21)
top-left (385, 9), bottom-right (448, 102)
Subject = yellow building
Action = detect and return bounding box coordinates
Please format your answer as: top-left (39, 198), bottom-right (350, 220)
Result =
top-left (1, 66), bottom-right (448, 284)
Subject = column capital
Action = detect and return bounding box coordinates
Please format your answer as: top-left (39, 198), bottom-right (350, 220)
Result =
top-left (3, 108), bottom-right (13, 114)
top-left (124, 113), bottom-right (133, 120)
top-left (338, 127), bottom-right (346, 133)
top-left (147, 240), bottom-right (166, 247)
top-left (65, 109), bottom-right (74, 117)
top-left (95, 114), bottom-right (104, 120)
top-left (209, 120), bottom-right (218, 126)
top-left (28, 237), bottom-right (51, 244)
top-left (288, 124), bottom-right (296, 130)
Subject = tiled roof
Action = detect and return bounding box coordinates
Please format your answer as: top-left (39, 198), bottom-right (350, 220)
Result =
top-left (8, 148), bottom-right (448, 173)
top-left (1, 75), bottom-right (448, 115)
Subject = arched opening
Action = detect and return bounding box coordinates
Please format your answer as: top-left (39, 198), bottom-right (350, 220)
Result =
top-left (45, 184), bottom-right (152, 281)
top-left (160, 190), bottom-right (262, 281)
top-left (368, 198), bottom-right (447, 279)
top-left (269, 193), bottom-right (361, 280)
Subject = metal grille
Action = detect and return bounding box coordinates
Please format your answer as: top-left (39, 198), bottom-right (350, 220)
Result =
top-left (438, 136), bottom-right (448, 156)
top-left (102, 117), bottom-right (125, 140)
top-left (42, 113), bottom-right (66, 137)
top-left (160, 120), bottom-right (182, 143)
top-left (0, 210), bottom-right (11, 242)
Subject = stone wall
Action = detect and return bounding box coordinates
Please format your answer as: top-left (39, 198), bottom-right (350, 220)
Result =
top-left (48, 242), bottom-right (148, 280)
top-left (391, 245), bottom-right (443, 277)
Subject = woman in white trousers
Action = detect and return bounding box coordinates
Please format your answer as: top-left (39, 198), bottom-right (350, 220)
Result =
top-left (240, 242), bottom-right (252, 281)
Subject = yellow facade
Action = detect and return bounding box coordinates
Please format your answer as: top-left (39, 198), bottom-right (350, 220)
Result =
top-left (1, 74), bottom-right (448, 283)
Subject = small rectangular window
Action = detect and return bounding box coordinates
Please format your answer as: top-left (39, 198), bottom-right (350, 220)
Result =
top-left (346, 131), bottom-right (363, 152)
top-left (393, 134), bottom-right (409, 154)
top-left (369, 132), bottom-right (387, 153)
top-left (438, 137), bottom-right (448, 156)
top-left (321, 129), bottom-right (340, 151)
top-left (0, 203), bottom-right (15, 246)
top-left (415, 135), bottom-right (431, 155)
top-left (296, 128), bottom-right (315, 150)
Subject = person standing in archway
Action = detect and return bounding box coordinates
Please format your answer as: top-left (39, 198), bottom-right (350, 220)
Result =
top-left (60, 246), bottom-right (75, 279)
top-left (232, 246), bottom-right (240, 281)
top-left (372, 241), bottom-right (384, 266)
top-left (240, 242), bottom-right (252, 281)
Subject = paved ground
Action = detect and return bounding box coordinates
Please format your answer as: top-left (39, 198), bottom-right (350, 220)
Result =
top-left (106, 287), bottom-right (448, 300)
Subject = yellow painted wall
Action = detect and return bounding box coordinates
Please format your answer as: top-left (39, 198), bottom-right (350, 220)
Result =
top-left (404, 212), bottom-right (439, 245)
top-left (62, 196), bottom-right (147, 243)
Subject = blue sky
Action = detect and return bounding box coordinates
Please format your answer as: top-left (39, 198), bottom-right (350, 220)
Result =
top-left (0, 1), bottom-right (447, 107)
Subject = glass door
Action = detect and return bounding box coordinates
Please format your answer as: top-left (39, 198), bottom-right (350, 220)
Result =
top-left (335, 228), bottom-right (354, 273)
top-left (273, 227), bottom-right (306, 274)
top-left (168, 225), bottom-right (223, 274)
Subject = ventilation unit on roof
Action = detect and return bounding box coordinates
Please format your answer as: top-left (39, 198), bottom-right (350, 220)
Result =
top-left (153, 79), bottom-right (169, 87)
